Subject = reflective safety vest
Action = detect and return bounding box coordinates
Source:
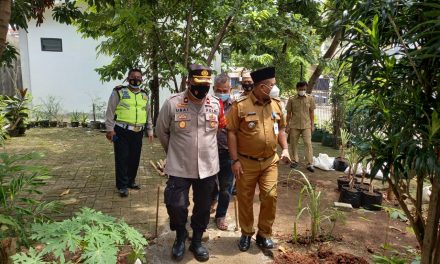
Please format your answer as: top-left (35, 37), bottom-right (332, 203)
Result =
top-left (114, 87), bottom-right (148, 125)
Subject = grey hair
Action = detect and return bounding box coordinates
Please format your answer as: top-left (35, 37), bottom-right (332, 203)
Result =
top-left (214, 73), bottom-right (230, 86)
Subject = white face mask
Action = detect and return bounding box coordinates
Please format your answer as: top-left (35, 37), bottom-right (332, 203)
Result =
top-left (298, 91), bottom-right (306, 96)
top-left (269, 85), bottom-right (280, 98)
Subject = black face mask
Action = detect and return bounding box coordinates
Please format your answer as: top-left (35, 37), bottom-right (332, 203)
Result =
top-left (129, 78), bottom-right (142, 87)
top-left (190, 85), bottom-right (210, 99)
top-left (242, 83), bottom-right (254, 91)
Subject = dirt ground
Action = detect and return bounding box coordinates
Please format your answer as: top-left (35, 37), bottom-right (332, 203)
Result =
top-left (5, 128), bottom-right (418, 264)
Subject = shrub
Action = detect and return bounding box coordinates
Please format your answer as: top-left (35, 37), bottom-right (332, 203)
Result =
top-left (11, 208), bottom-right (148, 264)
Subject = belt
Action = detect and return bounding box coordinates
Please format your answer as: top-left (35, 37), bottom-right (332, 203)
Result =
top-left (115, 123), bottom-right (144, 132)
top-left (238, 153), bottom-right (274, 162)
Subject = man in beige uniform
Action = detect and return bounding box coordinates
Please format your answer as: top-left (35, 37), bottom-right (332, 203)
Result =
top-left (156, 64), bottom-right (221, 262)
top-left (240, 70), bottom-right (254, 96)
top-left (227, 66), bottom-right (290, 252)
top-left (286, 81), bottom-right (316, 172)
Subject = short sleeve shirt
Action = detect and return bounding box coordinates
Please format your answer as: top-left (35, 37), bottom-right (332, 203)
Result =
top-left (286, 94), bottom-right (315, 129)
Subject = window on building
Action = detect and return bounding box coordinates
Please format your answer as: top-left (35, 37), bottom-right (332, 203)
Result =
top-left (41, 38), bottom-right (62, 52)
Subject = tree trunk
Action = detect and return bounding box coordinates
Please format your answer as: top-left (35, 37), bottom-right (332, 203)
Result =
top-left (206, 14), bottom-right (234, 66)
top-left (180, 0), bottom-right (194, 92)
top-left (151, 46), bottom-right (160, 127)
top-left (0, 0), bottom-right (11, 59)
top-left (388, 175), bottom-right (425, 246)
top-left (307, 30), bottom-right (342, 94)
top-left (421, 177), bottom-right (440, 264)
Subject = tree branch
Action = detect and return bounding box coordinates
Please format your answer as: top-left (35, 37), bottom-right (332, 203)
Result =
top-left (180, 0), bottom-right (194, 92)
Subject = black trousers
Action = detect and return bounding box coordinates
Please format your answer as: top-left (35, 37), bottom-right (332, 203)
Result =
top-left (164, 175), bottom-right (216, 232)
top-left (113, 125), bottom-right (144, 190)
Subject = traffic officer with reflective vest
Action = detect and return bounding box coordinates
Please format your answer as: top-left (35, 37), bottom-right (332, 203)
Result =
top-left (226, 66), bottom-right (290, 252)
top-left (156, 64), bottom-right (223, 262)
top-left (105, 68), bottom-right (153, 197)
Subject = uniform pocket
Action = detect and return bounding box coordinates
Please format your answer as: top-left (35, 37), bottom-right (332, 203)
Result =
top-left (241, 115), bottom-right (259, 134)
top-left (205, 113), bottom-right (218, 132)
top-left (174, 113), bottom-right (191, 132)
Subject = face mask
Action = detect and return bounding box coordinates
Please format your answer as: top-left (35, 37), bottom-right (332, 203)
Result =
top-left (215, 93), bottom-right (230, 102)
top-left (298, 91), bottom-right (306, 96)
top-left (242, 83), bottom-right (254, 91)
top-left (129, 78), bottom-right (142, 88)
top-left (269, 85), bottom-right (280, 98)
top-left (259, 83), bottom-right (273, 100)
top-left (190, 85), bottom-right (210, 99)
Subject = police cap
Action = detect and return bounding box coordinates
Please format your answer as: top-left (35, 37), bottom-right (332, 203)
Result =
top-left (188, 64), bottom-right (212, 84)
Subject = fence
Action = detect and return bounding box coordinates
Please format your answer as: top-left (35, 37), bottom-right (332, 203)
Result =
top-left (0, 59), bottom-right (23, 96)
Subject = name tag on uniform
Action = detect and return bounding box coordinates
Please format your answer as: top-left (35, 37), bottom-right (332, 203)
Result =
top-left (274, 122), bottom-right (279, 135)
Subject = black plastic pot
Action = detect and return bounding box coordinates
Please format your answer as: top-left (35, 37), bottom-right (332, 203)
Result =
top-left (321, 133), bottom-right (335, 148)
top-left (81, 122), bottom-right (88, 128)
top-left (49, 121), bottom-right (58, 127)
top-left (18, 126), bottom-right (26, 135)
top-left (355, 183), bottom-right (370, 192)
top-left (339, 185), bottom-right (362, 208)
top-left (333, 157), bottom-right (349, 172)
top-left (71, 122), bottom-right (80, 127)
top-left (361, 190), bottom-right (383, 211)
top-left (311, 129), bottom-right (323, 142)
top-left (40, 120), bottom-right (50, 128)
top-left (337, 176), bottom-right (357, 191)
top-left (7, 129), bottom-right (20, 137)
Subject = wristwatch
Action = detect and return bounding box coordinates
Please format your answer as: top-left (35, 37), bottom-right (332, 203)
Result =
top-left (232, 159), bottom-right (240, 164)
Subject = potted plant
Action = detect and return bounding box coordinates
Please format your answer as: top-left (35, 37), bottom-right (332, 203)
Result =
top-left (1, 89), bottom-right (30, 137)
top-left (333, 128), bottom-right (350, 171)
top-left (80, 113), bottom-right (89, 128)
top-left (70, 111), bottom-right (80, 127)
top-left (337, 147), bottom-right (359, 191)
top-left (360, 165), bottom-right (383, 210)
top-left (339, 149), bottom-right (362, 208)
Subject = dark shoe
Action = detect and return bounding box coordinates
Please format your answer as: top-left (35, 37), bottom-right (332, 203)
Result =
top-left (238, 235), bottom-right (251, 252)
top-left (231, 185), bottom-right (237, 196)
top-left (118, 188), bottom-right (128, 197)
top-left (172, 229), bottom-right (188, 261)
top-left (128, 183), bottom-right (141, 190)
top-left (290, 162), bottom-right (299, 169)
top-left (189, 231), bottom-right (209, 262)
top-left (256, 234), bottom-right (274, 249)
top-left (307, 165), bottom-right (315, 172)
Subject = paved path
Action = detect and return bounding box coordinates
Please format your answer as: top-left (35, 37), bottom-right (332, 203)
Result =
top-left (6, 127), bottom-right (341, 263)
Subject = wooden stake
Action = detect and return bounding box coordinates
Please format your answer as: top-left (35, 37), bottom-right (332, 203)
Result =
top-left (234, 196), bottom-right (239, 231)
top-left (155, 185), bottom-right (160, 238)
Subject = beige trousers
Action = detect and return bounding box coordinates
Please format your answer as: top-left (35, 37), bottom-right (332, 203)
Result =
top-left (289, 128), bottom-right (313, 165)
top-left (236, 154), bottom-right (278, 238)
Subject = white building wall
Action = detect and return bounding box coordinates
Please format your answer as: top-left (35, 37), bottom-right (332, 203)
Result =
top-left (19, 12), bottom-right (222, 114)
top-left (19, 13), bottom-right (120, 113)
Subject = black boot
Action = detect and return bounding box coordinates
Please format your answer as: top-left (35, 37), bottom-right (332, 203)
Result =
top-left (189, 231), bottom-right (209, 262)
top-left (172, 229), bottom-right (188, 261)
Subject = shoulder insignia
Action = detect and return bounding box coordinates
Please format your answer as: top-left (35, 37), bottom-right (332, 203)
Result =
top-left (236, 95), bottom-right (248, 103)
top-left (271, 97), bottom-right (280, 102)
top-left (113, 85), bottom-right (126, 91)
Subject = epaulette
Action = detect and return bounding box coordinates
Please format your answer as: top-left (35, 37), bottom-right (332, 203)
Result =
top-left (236, 95), bottom-right (248, 103)
top-left (211, 94), bottom-right (219, 100)
top-left (113, 85), bottom-right (126, 91)
top-left (271, 97), bottom-right (281, 102)
top-left (169, 93), bottom-right (180, 99)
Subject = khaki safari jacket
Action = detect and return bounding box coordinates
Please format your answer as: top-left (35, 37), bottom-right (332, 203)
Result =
top-left (226, 92), bottom-right (286, 159)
